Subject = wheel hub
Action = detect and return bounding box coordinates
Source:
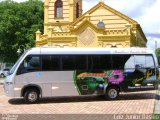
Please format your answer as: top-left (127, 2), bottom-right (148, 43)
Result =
top-left (28, 92), bottom-right (37, 102)
top-left (108, 89), bottom-right (117, 98)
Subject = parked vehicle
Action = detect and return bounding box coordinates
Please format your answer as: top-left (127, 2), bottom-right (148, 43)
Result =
top-left (0, 68), bottom-right (10, 78)
top-left (4, 47), bottom-right (159, 103)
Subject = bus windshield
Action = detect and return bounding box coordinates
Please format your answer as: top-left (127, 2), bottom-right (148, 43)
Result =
top-left (9, 50), bottom-right (28, 75)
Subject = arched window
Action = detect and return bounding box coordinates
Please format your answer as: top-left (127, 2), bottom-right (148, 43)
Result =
top-left (55, 0), bottom-right (63, 18)
top-left (76, 2), bottom-right (79, 18)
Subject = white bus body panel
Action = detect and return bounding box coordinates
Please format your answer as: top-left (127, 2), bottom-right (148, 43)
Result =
top-left (14, 71), bottom-right (78, 97)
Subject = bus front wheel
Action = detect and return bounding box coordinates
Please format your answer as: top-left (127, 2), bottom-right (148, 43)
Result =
top-left (24, 89), bottom-right (39, 104)
top-left (106, 87), bottom-right (119, 100)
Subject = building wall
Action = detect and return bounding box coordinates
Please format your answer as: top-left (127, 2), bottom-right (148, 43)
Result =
top-left (136, 30), bottom-right (146, 47)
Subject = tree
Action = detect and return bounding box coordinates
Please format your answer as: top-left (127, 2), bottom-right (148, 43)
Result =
top-left (0, 0), bottom-right (44, 63)
top-left (155, 48), bottom-right (160, 64)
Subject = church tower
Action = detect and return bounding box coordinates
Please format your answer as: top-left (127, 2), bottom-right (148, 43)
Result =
top-left (44, 0), bottom-right (82, 34)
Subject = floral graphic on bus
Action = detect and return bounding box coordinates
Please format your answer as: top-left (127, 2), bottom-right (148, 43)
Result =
top-left (74, 70), bottom-right (124, 95)
top-left (74, 67), bottom-right (156, 95)
top-left (105, 70), bottom-right (124, 85)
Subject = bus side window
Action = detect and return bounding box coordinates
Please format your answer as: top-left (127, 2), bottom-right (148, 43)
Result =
top-left (112, 55), bottom-right (131, 70)
top-left (124, 55), bottom-right (135, 75)
top-left (134, 55), bottom-right (146, 68)
top-left (89, 55), bottom-right (112, 70)
top-left (61, 55), bottom-right (88, 70)
top-left (42, 55), bottom-right (61, 71)
top-left (17, 56), bottom-right (40, 75)
top-left (145, 55), bottom-right (155, 68)
top-left (42, 55), bottom-right (52, 71)
top-left (62, 55), bottom-right (76, 70)
top-left (100, 55), bottom-right (112, 70)
top-left (75, 55), bottom-right (87, 70)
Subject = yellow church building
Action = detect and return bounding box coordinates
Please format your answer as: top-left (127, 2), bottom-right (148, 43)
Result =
top-left (35, 0), bottom-right (147, 48)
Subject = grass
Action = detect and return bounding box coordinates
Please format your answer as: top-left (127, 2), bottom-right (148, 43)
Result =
top-left (152, 114), bottom-right (160, 120)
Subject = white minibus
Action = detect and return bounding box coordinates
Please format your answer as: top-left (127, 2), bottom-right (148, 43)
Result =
top-left (4, 47), bottom-right (159, 103)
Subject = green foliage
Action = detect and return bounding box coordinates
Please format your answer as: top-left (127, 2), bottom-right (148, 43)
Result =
top-left (155, 48), bottom-right (160, 64)
top-left (0, 0), bottom-right (44, 63)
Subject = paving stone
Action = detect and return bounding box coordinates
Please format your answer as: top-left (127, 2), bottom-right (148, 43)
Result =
top-left (0, 85), bottom-right (156, 119)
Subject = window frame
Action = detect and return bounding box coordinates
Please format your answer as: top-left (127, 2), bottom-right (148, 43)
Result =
top-left (54, 0), bottom-right (63, 18)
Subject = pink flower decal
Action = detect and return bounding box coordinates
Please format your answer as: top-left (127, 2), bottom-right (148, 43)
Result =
top-left (108, 70), bottom-right (124, 85)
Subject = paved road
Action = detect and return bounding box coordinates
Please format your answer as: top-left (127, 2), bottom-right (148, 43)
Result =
top-left (0, 85), bottom-right (156, 115)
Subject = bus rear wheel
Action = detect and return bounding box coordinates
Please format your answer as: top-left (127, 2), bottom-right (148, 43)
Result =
top-left (106, 87), bottom-right (119, 100)
top-left (24, 89), bottom-right (39, 104)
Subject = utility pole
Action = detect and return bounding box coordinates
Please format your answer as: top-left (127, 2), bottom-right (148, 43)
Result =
top-left (155, 40), bottom-right (157, 51)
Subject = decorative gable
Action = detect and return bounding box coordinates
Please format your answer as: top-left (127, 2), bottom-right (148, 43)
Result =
top-left (70, 2), bottom-right (138, 30)
top-left (70, 20), bottom-right (104, 33)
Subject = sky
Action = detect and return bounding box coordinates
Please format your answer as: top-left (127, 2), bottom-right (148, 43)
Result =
top-left (7, 0), bottom-right (160, 49)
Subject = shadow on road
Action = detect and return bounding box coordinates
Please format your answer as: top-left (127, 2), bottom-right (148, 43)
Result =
top-left (8, 92), bottom-right (157, 105)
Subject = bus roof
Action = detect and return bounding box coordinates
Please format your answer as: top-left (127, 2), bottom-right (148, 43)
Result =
top-left (27, 47), bottom-right (155, 55)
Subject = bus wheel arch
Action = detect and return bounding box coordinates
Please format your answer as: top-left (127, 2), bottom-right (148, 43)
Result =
top-left (21, 85), bottom-right (42, 103)
top-left (105, 85), bottom-right (120, 100)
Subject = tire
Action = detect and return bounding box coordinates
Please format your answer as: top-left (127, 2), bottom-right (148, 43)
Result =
top-left (105, 87), bottom-right (119, 100)
top-left (24, 89), bottom-right (39, 104)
